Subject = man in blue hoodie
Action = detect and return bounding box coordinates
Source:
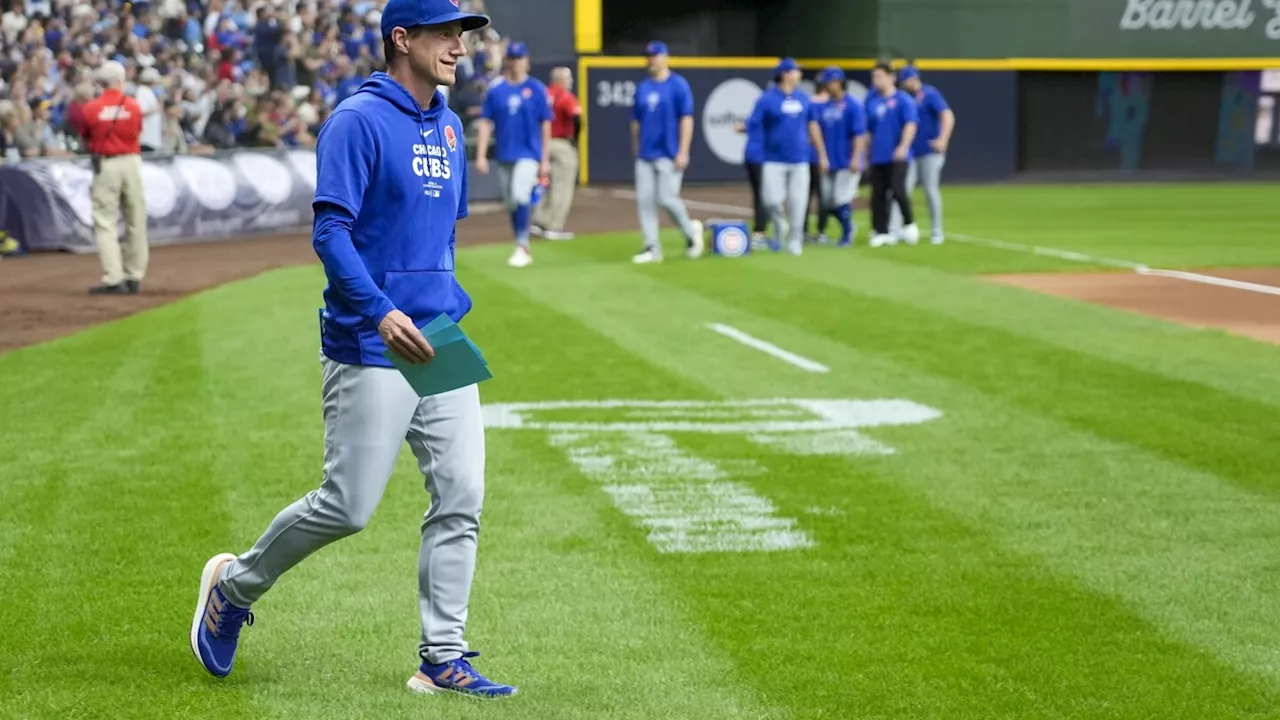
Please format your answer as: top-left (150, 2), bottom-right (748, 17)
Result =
top-left (475, 40), bottom-right (552, 268)
top-left (747, 57), bottom-right (824, 255)
top-left (189, 0), bottom-right (518, 700)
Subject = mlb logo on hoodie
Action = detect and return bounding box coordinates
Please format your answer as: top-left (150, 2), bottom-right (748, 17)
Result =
top-left (444, 125), bottom-right (457, 152)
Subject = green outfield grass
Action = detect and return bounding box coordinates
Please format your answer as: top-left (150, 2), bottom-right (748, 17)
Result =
top-left (2, 184), bottom-right (1279, 719)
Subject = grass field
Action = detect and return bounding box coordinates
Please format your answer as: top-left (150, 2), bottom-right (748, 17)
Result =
top-left (3, 183), bottom-right (1280, 719)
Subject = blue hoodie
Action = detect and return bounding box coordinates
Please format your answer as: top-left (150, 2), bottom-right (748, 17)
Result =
top-left (312, 72), bottom-right (471, 368)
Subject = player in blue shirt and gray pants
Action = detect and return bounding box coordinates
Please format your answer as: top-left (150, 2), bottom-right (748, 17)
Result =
top-left (476, 40), bottom-right (552, 268)
top-left (890, 65), bottom-right (955, 244)
top-left (631, 40), bottom-right (704, 264)
top-left (809, 66), bottom-right (867, 247)
top-left (190, 0), bottom-right (518, 699)
top-left (748, 58), bottom-right (823, 255)
top-left (865, 62), bottom-right (919, 248)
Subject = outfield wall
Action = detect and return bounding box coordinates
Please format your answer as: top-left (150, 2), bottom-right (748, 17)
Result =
top-left (0, 149), bottom-right (505, 255)
top-left (579, 58), bottom-right (1280, 184)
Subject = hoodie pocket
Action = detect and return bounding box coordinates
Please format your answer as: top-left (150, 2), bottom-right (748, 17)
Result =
top-left (380, 269), bottom-right (470, 324)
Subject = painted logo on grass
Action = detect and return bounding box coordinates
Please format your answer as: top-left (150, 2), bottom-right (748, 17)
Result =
top-left (484, 399), bottom-right (942, 554)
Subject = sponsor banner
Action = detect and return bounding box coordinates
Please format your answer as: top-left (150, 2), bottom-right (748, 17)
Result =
top-left (1019, 70), bottom-right (1280, 172)
top-left (0, 148), bottom-right (509, 255)
top-left (585, 67), bottom-right (1017, 185)
top-left (0, 149), bottom-right (318, 254)
top-left (1073, 0), bottom-right (1280, 58)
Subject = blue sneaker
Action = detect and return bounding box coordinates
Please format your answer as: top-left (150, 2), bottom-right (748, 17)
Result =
top-left (407, 651), bottom-right (518, 698)
top-left (189, 552), bottom-right (254, 678)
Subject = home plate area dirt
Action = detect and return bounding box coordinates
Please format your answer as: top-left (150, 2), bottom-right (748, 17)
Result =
top-left (985, 268), bottom-right (1280, 345)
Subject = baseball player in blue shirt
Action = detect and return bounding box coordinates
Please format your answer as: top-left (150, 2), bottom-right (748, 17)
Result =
top-left (476, 40), bottom-right (552, 268)
top-left (808, 66), bottom-right (867, 247)
top-left (631, 40), bottom-right (704, 264)
top-left (190, 0), bottom-right (517, 699)
top-left (748, 57), bottom-right (823, 255)
top-left (864, 62), bottom-right (919, 248)
top-left (890, 65), bottom-right (955, 244)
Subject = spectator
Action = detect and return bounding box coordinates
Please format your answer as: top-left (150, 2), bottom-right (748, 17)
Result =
top-left (161, 97), bottom-right (188, 154)
top-left (135, 66), bottom-right (163, 153)
top-left (0, 100), bottom-right (21, 163)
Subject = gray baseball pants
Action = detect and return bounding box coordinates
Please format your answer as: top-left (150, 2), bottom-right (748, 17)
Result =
top-left (761, 161), bottom-right (810, 252)
top-left (635, 157), bottom-right (697, 252)
top-left (219, 354), bottom-right (486, 665)
top-left (499, 159), bottom-right (540, 248)
top-left (891, 153), bottom-right (945, 237)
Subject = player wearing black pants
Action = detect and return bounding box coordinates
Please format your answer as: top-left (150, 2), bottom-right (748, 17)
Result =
top-left (864, 62), bottom-right (921, 247)
top-left (869, 161), bottom-right (912, 239)
top-left (744, 161), bottom-right (768, 234)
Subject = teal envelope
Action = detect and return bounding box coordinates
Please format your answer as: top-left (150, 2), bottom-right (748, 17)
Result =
top-left (382, 314), bottom-right (492, 397)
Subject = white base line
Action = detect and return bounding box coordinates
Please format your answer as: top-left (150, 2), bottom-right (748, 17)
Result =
top-left (948, 232), bottom-right (1143, 270)
top-left (706, 323), bottom-right (830, 373)
top-left (608, 189), bottom-right (1280, 298)
top-left (611, 189), bottom-right (755, 216)
top-left (951, 232), bottom-right (1280, 296)
top-left (1134, 266), bottom-right (1280, 296)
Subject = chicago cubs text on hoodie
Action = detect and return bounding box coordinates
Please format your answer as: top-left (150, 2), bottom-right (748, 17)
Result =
top-left (749, 85), bottom-right (812, 165)
top-left (312, 72), bottom-right (471, 367)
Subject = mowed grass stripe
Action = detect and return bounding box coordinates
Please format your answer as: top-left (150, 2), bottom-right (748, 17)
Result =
top-left (469, 256), bottom-right (1280, 715)
top-left (185, 267), bottom-right (784, 719)
top-left (610, 257), bottom-right (1280, 687)
top-left (771, 252), bottom-right (1280, 409)
top-left (879, 183), bottom-right (1280, 273)
top-left (0, 298), bottom-right (270, 720)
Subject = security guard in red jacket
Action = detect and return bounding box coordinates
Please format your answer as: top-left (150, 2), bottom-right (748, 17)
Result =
top-left (80, 60), bottom-right (149, 295)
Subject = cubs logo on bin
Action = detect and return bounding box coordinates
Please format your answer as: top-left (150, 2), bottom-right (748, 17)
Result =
top-left (709, 220), bottom-right (751, 258)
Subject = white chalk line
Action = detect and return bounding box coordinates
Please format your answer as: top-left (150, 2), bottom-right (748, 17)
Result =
top-left (611, 187), bottom-right (1280, 298)
top-left (610, 188), bottom-right (755, 216)
top-left (705, 323), bottom-right (830, 373)
top-left (1133, 266), bottom-right (1280, 297)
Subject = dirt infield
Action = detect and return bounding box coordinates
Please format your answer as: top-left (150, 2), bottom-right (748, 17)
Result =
top-left (13, 180), bottom-right (1275, 355)
top-left (986, 268), bottom-right (1280, 345)
top-left (0, 185), bottom-right (761, 354)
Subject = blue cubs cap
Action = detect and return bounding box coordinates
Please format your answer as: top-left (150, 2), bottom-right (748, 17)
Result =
top-left (644, 40), bottom-right (668, 56)
top-left (774, 57), bottom-right (798, 75)
top-left (898, 65), bottom-right (920, 81)
top-left (506, 41), bottom-right (527, 58)
top-left (819, 66), bottom-right (845, 84)
top-left (380, 0), bottom-right (489, 40)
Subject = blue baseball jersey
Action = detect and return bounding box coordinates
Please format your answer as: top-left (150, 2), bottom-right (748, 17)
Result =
top-left (312, 72), bottom-right (471, 367)
top-left (743, 112), bottom-right (765, 164)
top-left (809, 95), bottom-right (867, 169)
top-left (748, 86), bottom-right (812, 164)
top-left (864, 89), bottom-right (919, 166)
top-left (481, 76), bottom-right (552, 164)
top-left (632, 73), bottom-right (694, 161)
top-left (910, 84), bottom-right (950, 157)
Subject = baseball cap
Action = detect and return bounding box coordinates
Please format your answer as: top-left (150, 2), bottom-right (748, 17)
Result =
top-left (897, 65), bottom-right (920, 81)
top-left (774, 57), bottom-right (798, 75)
top-left (506, 41), bottom-right (528, 58)
top-left (644, 40), bottom-right (668, 56)
top-left (819, 66), bottom-right (845, 84)
top-left (380, 0), bottom-right (490, 40)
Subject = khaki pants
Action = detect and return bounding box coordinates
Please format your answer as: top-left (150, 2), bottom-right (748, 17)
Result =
top-left (534, 138), bottom-right (578, 231)
top-left (92, 154), bottom-right (148, 285)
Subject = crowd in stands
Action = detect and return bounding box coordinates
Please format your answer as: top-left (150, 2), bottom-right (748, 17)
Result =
top-left (0, 0), bottom-right (509, 163)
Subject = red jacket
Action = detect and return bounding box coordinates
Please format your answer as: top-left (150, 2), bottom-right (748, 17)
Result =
top-left (80, 90), bottom-right (143, 156)
top-left (548, 85), bottom-right (581, 141)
